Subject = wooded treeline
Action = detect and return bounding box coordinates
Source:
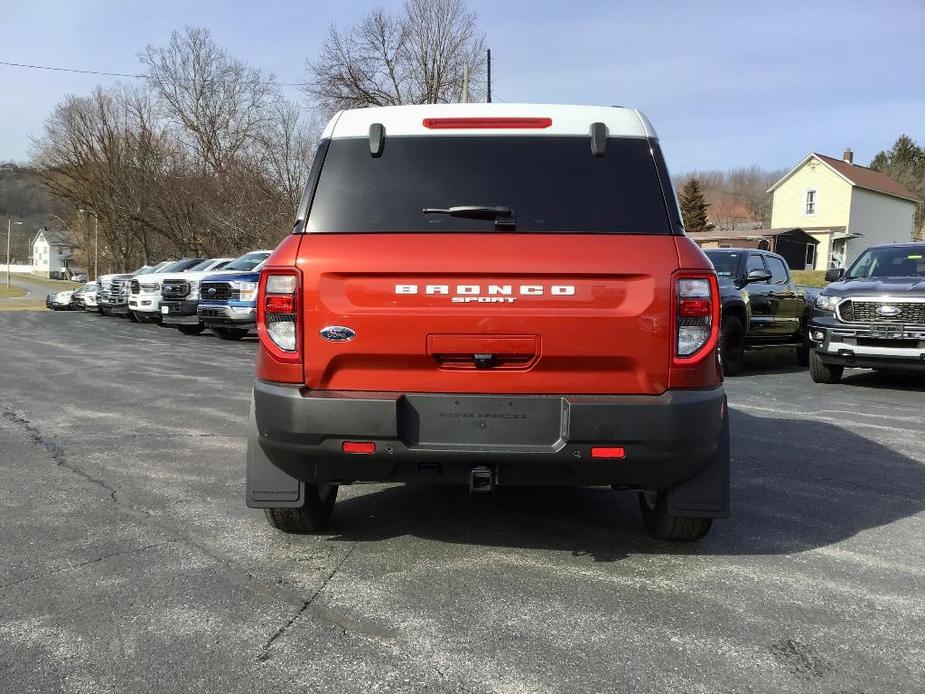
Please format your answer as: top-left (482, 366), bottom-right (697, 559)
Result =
top-left (28, 1), bottom-right (487, 273)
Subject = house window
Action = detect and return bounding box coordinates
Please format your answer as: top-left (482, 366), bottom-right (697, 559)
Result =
top-left (805, 189), bottom-right (817, 215)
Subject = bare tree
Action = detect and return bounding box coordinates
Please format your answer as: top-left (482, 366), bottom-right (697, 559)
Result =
top-left (306, 0), bottom-right (486, 113)
top-left (140, 27), bottom-right (275, 174)
top-left (33, 27), bottom-right (319, 268)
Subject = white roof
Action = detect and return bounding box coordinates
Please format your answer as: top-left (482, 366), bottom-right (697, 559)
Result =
top-left (321, 103), bottom-right (656, 139)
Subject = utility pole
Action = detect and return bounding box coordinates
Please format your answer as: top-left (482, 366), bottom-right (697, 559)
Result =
top-left (79, 208), bottom-right (99, 280)
top-left (461, 63), bottom-right (469, 103)
top-left (6, 218), bottom-right (23, 288)
top-left (486, 49), bottom-right (492, 103)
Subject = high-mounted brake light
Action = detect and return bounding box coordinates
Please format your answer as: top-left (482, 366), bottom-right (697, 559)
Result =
top-left (673, 272), bottom-right (720, 364)
top-left (422, 117), bottom-right (552, 130)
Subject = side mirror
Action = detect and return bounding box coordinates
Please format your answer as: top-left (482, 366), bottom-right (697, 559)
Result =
top-left (745, 268), bottom-right (772, 283)
top-left (824, 268), bottom-right (845, 282)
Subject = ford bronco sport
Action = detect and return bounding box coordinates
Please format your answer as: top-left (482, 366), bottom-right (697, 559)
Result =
top-left (247, 104), bottom-right (729, 541)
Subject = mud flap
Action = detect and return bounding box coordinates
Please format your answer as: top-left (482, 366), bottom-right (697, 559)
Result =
top-left (666, 403), bottom-right (730, 518)
top-left (245, 397), bottom-right (305, 509)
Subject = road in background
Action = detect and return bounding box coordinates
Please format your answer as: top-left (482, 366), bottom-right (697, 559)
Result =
top-left (1, 312), bottom-right (923, 693)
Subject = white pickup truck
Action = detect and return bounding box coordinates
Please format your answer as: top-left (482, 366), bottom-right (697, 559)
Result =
top-left (127, 258), bottom-right (230, 323)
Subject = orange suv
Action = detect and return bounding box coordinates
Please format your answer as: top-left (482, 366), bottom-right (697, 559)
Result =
top-left (246, 104), bottom-right (728, 541)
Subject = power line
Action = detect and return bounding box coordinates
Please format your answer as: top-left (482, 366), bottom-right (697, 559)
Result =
top-left (0, 60), bottom-right (144, 78)
top-left (0, 59), bottom-right (304, 87)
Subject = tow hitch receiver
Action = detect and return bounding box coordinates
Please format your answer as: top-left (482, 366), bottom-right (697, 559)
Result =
top-left (469, 466), bottom-right (495, 493)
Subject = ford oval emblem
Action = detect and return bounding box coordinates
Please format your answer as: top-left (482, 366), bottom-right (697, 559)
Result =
top-left (320, 326), bottom-right (356, 342)
top-left (875, 304), bottom-right (901, 317)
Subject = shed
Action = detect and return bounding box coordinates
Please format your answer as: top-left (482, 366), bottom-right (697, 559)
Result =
top-left (687, 228), bottom-right (820, 270)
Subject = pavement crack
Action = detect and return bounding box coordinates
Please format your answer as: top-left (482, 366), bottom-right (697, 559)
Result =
top-left (1, 406), bottom-right (119, 503)
top-left (0, 539), bottom-right (179, 593)
top-left (257, 544), bottom-right (357, 663)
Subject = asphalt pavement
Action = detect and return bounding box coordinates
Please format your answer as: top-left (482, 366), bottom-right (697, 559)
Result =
top-left (1, 311), bottom-right (923, 693)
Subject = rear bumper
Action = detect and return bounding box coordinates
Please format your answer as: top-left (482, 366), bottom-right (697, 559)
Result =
top-left (248, 381), bottom-right (729, 514)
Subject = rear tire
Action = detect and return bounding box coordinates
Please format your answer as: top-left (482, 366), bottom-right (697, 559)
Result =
top-left (213, 326), bottom-right (248, 340)
top-left (720, 315), bottom-right (745, 377)
top-left (809, 349), bottom-right (842, 383)
top-left (176, 324), bottom-right (205, 335)
top-left (639, 491), bottom-right (712, 541)
top-left (264, 484), bottom-right (338, 533)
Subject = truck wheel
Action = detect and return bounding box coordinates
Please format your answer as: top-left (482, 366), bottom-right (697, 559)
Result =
top-left (720, 315), bottom-right (745, 377)
top-left (177, 324), bottom-right (205, 335)
top-left (264, 484), bottom-right (338, 533)
top-left (809, 349), bottom-right (842, 384)
top-left (638, 491), bottom-right (712, 541)
top-left (213, 327), bottom-right (248, 340)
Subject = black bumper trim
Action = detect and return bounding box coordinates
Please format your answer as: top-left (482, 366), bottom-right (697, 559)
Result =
top-left (251, 381), bottom-right (728, 495)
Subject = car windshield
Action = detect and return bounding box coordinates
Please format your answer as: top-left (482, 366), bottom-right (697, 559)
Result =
top-left (306, 136), bottom-right (672, 234)
top-left (156, 260), bottom-right (191, 273)
top-left (223, 252), bottom-right (271, 271)
top-left (704, 251), bottom-right (741, 277)
top-left (188, 259), bottom-right (218, 272)
top-left (847, 246), bottom-right (925, 279)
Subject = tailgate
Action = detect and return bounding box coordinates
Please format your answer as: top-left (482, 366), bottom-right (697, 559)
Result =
top-left (300, 234), bottom-right (677, 394)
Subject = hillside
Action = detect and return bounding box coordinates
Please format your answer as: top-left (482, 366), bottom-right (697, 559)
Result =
top-left (0, 162), bottom-right (65, 263)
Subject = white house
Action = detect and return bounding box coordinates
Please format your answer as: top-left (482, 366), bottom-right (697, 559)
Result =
top-left (768, 149), bottom-right (920, 270)
top-left (32, 228), bottom-right (75, 279)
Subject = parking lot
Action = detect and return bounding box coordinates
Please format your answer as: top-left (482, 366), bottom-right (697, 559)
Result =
top-left (1, 311), bottom-right (923, 693)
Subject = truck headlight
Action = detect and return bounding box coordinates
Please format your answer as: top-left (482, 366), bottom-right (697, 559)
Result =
top-left (814, 295), bottom-right (839, 312)
top-left (188, 280), bottom-right (200, 299)
top-left (238, 282), bottom-right (258, 302)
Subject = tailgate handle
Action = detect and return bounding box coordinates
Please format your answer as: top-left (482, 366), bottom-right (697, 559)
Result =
top-left (428, 335), bottom-right (539, 370)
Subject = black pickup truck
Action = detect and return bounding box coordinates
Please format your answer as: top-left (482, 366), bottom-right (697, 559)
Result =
top-left (704, 248), bottom-right (810, 376)
top-left (807, 242), bottom-right (925, 383)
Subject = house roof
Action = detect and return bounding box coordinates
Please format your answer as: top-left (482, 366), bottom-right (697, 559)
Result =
top-left (768, 153), bottom-right (920, 203)
top-left (687, 227), bottom-right (819, 244)
top-left (35, 229), bottom-right (72, 247)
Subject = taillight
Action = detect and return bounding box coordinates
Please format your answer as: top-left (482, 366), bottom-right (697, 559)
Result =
top-left (422, 117), bottom-right (553, 129)
top-left (258, 271), bottom-right (301, 363)
top-left (673, 272), bottom-right (720, 364)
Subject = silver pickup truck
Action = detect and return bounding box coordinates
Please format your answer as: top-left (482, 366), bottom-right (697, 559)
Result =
top-left (807, 242), bottom-right (925, 382)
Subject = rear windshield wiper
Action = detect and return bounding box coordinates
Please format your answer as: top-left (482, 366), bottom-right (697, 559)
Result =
top-left (422, 205), bottom-right (516, 230)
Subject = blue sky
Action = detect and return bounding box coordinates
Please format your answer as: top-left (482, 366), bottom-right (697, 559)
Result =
top-left (2, 0), bottom-right (923, 173)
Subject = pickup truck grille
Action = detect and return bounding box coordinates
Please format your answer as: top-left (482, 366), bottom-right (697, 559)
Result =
top-left (162, 280), bottom-right (190, 299)
top-left (110, 279), bottom-right (128, 296)
top-left (130, 279), bottom-right (140, 295)
top-left (838, 299), bottom-right (925, 325)
top-left (200, 282), bottom-right (233, 301)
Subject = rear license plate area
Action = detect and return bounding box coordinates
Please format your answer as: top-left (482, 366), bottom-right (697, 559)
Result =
top-left (401, 395), bottom-right (565, 450)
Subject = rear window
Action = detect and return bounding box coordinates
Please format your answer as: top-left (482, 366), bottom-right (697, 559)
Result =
top-left (705, 251), bottom-right (740, 277)
top-left (306, 136), bottom-right (672, 234)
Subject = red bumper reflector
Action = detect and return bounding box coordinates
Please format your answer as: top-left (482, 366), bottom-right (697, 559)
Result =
top-left (422, 117), bottom-right (552, 130)
top-left (342, 441), bottom-right (376, 455)
top-left (591, 447), bottom-right (626, 459)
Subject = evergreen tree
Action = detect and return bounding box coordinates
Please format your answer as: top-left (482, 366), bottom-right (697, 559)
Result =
top-left (870, 134), bottom-right (925, 239)
top-left (678, 178), bottom-right (714, 232)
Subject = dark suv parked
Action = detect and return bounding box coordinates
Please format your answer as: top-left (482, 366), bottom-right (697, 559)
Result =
top-left (705, 248), bottom-right (810, 375)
